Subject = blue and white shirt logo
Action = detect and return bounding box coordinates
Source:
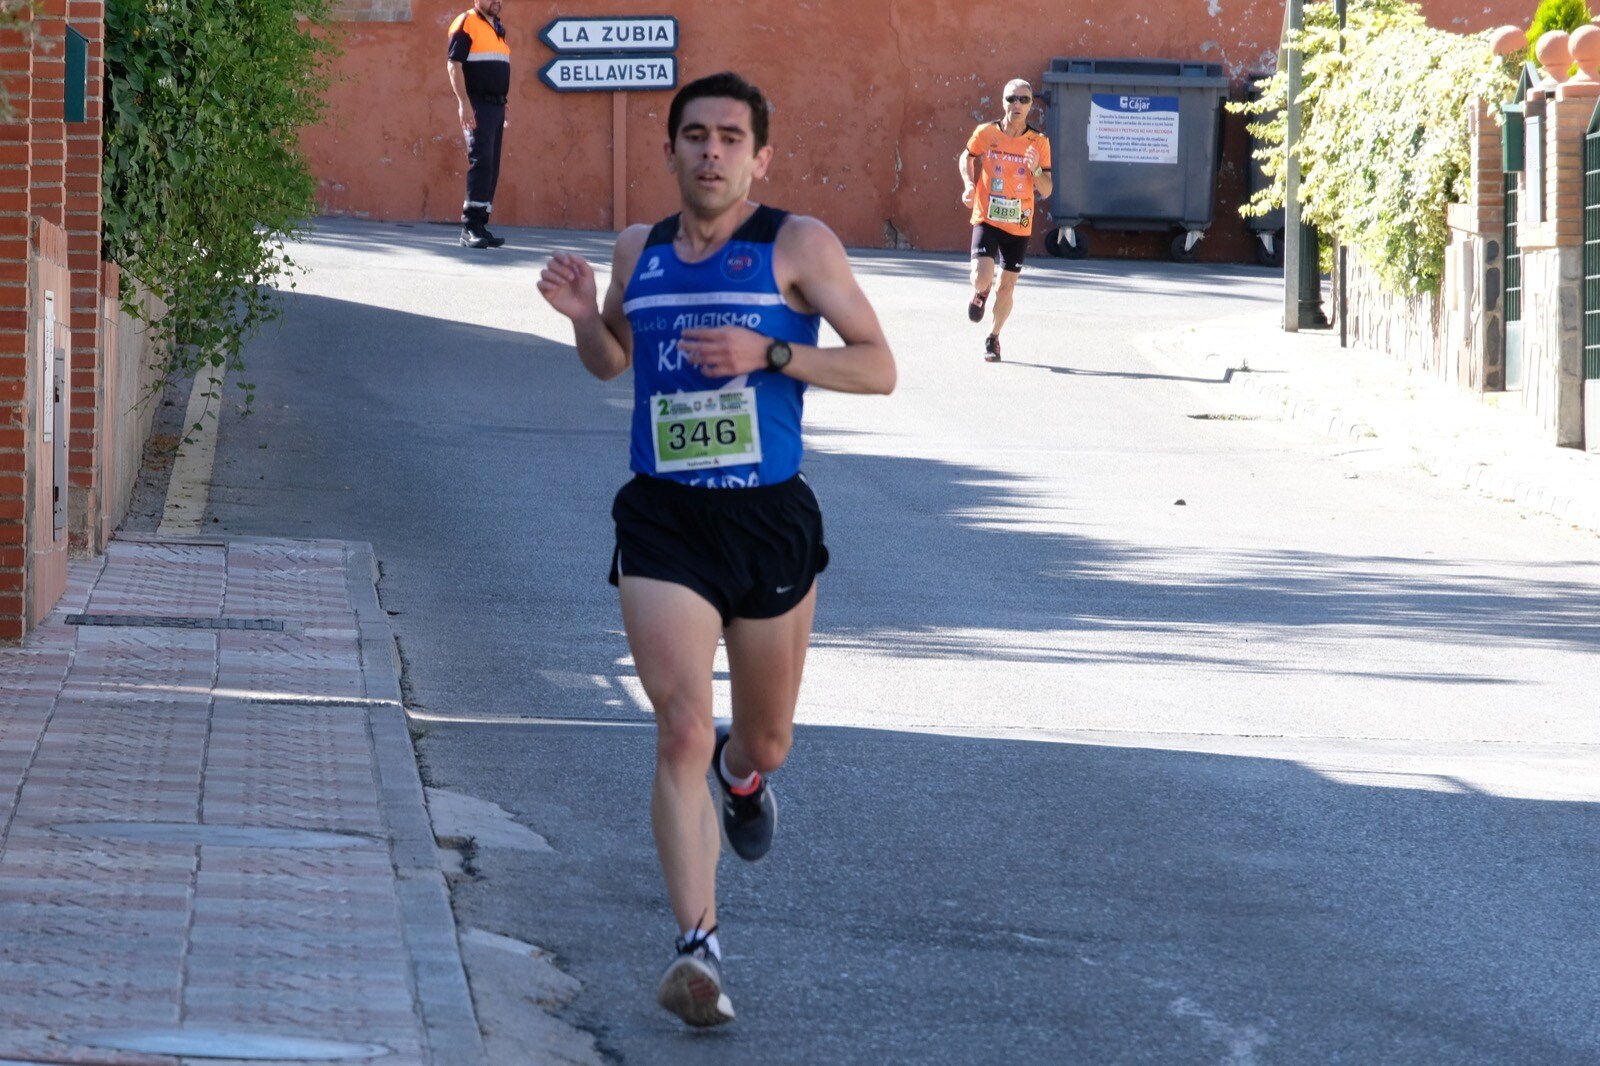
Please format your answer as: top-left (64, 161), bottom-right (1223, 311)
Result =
top-left (722, 249), bottom-right (761, 282)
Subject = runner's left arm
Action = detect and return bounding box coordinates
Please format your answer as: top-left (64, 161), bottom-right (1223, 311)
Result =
top-left (676, 216), bottom-right (896, 395)
top-left (1027, 141), bottom-right (1053, 200)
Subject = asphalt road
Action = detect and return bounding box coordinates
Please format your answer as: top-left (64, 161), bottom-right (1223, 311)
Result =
top-left (201, 217), bottom-right (1600, 1064)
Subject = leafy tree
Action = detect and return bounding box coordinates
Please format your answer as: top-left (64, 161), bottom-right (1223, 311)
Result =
top-left (1526, 0), bottom-right (1591, 62)
top-left (102, 0), bottom-right (338, 409)
top-left (1234, 0), bottom-right (1517, 295)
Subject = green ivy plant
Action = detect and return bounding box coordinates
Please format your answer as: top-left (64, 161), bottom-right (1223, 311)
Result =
top-left (1234, 0), bottom-right (1517, 296)
top-left (102, 0), bottom-right (338, 413)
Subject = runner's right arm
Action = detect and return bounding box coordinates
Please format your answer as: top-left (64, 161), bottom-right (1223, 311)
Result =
top-left (537, 227), bottom-right (648, 382)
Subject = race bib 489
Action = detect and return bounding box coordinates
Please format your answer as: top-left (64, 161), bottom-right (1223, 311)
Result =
top-left (986, 196), bottom-right (1023, 225)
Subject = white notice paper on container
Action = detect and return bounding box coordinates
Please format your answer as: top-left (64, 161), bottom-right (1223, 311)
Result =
top-left (1087, 94), bottom-right (1180, 164)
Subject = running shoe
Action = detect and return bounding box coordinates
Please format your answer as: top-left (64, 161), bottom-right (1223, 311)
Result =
top-left (712, 725), bottom-right (777, 862)
top-left (967, 288), bottom-right (989, 323)
top-left (657, 927), bottom-right (735, 1027)
top-left (984, 334), bottom-right (1002, 362)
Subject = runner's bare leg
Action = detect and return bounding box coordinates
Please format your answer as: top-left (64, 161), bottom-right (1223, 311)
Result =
top-left (621, 578), bottom-right (817, 930)
top-left (620, 576), bottom-right (724, 933)
top-left (971, 255), bottom-right (996, 304)
top-left (991, 270), bottom-right (1020, 335)
top-left (721, 585), bottom-right (817, 780)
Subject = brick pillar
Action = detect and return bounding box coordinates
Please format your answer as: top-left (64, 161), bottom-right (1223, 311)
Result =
top-left (0, 15), bottom-right (32, 639)
top-left (65, 0), bottom-right (104, 553)
top-left (1550, 88), bottom-right (1594, 447)
top-left (1544, 94), bottom-right (1587, 246)
top-left (29, 0), bottom-right (65, 230)
top-left (1464, 98), bottom-right (1507, 391)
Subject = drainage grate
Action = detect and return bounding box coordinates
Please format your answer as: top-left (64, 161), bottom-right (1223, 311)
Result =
top-left (66, 614), bottom-right (286, 631)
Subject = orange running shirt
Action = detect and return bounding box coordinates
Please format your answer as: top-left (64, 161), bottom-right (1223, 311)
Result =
top-left (966, 121), bottom-right (1052, 237)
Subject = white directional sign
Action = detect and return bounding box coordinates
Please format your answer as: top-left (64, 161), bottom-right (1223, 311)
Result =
top-left (539, 55), bottom-right (677, 93)
top-left (540, 16), bottom-right (678, 54)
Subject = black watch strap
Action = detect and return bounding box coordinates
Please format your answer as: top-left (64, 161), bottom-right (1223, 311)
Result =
top-left (765, 339), bottom-right (793, 372)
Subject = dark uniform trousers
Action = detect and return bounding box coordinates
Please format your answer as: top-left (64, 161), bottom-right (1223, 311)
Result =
top-left (463, 97), bottom-right (506, 230)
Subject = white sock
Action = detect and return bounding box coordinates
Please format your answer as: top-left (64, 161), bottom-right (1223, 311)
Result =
top-left (682, 929), bottom-right (721, 959)
top-left (719, 744), bottom-right (759, 793)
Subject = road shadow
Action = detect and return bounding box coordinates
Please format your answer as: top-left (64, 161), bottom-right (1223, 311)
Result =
top-left (212, 288), bottom-right (1600, 731)
top-left (426, 720), bottom-right (1600, 1065)
top-left (1002, 358), bottom-right (1225, 384)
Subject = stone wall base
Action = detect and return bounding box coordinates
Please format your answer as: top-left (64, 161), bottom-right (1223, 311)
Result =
top-left (1518, 245), bottom-right (1585, 447)
top-left (1343, 225), bottom-right (1502, 393)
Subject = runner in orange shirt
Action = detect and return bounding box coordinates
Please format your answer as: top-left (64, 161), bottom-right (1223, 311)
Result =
top-left (960, 78), bottom-right (1053, 362)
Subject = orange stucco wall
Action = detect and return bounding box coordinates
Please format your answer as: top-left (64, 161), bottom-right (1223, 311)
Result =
top-left (305, 0), bottom-right (1525, 262)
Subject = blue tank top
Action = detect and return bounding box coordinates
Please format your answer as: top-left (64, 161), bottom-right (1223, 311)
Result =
top-left (621, 206), bottom-right (821, 488)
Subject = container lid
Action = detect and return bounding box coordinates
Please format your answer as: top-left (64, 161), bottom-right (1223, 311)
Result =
top-left (1043, 57), bottom-right (1228, 89)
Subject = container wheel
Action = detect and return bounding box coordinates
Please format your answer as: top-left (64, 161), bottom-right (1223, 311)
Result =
top-left (1170, 232), bottom-right (1199, 263)
top-left (1046, 227), bottom-right (1088, 260)
top-left (1255, 230), bottom-right (1285, 268)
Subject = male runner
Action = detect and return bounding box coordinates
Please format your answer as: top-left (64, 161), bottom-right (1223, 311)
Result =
top-left (960, 77), bottom-right (1053, 362)
top-left (536, 71), bottom-right (896, 1027)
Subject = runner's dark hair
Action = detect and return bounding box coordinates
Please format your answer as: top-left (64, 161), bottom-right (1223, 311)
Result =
top-left (668, 71), bottom-right (771, 149)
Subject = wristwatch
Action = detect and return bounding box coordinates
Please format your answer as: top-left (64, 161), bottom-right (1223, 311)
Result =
top-left (765, 338), bottom-right (793, 373)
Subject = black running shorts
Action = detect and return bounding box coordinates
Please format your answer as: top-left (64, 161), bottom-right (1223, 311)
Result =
top-left (609, 473), bottom-right (829, 626)
top-left (971, 222), bottom-right (1029, 273)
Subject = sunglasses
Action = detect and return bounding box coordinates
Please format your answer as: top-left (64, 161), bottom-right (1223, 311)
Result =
top-left (1006, 95), bottom-right (1032, 104)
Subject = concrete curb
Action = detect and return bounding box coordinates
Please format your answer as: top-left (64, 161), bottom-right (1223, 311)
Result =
top-left (1167, 341), bottom-right (1378, 444)
top-left (345, 542), bottom-right (488, 1066)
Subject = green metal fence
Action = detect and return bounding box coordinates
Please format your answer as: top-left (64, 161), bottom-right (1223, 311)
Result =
top-left (1505, 172), bottom-right (1521, 328)
top-left (1503, 68), bottom-right (1538, 390)
top-left (1585, 101), bottom-right (1600, 380)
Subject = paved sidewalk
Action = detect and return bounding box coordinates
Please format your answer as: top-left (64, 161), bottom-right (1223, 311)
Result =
top-left (0, 535), bottom-right (483, 1066)
top-left (1149, 311), bottom-right (1600, 537)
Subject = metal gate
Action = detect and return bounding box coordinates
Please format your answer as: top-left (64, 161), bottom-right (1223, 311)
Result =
top-left (1584, 99), bottom-right (1600, 383)
top-left (1503, 65), bottom-right (1538, 391)
top-left (1506, 171), bottom-right (1522, 388)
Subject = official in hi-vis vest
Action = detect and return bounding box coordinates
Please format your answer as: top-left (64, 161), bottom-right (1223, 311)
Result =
top-left (446, 0), bottom-right (510, 248)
